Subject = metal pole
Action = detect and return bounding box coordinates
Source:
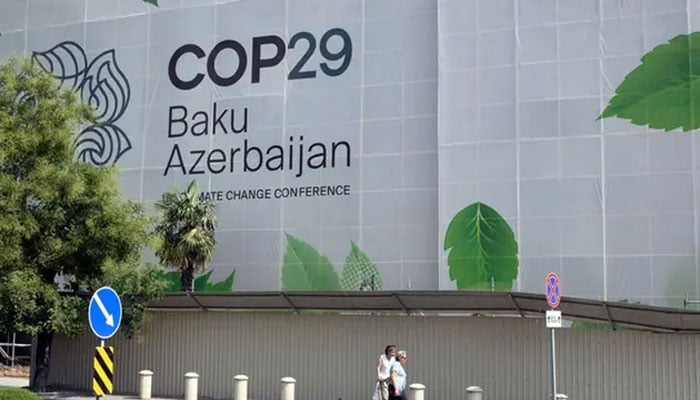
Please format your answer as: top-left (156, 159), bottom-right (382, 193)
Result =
top-left (96, 340), bottom-right (105, 400)
top-left (11, 333), bottom-right (16, 367)
top-left (550, 326), bottom-right (557, 400)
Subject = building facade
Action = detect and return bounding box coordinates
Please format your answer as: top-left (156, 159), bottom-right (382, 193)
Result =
top-left (2, 0), bottom-right (700, 306)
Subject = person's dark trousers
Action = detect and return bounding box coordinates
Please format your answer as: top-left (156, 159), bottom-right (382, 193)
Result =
top-left (388, 384), bottom-right (408, 400)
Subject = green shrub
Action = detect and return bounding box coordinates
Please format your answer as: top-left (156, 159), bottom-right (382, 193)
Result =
top-left (0, 388), bottom-right (41, 400)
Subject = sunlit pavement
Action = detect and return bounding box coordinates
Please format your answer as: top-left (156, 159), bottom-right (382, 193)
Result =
top-left (0, 376), bottom-right (29, 387)
top-left (39, 392), bottom-right (178, 400)
top-left (0, 381), bottom-right (176, 400)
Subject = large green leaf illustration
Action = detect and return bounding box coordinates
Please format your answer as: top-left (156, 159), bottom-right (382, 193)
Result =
top-left (207, 270), bottom-right (236, 292)
top-left (339, 242), bottom-right (382, 291)
top-left (142, 0), bottom-right (159, 6)
top-left (194, 270), bottom-right (213, 291)
top-left (443, 202), bottom-right (518, 291)
top-left (600, 32), bottom-right (700, 132)
top-left (155, 270), bottom-right (181, 292)
top-left (282, 233), bottom-right (341, 290)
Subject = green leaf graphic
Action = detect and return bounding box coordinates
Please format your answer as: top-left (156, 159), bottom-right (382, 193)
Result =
top-left (206, 270), bottom-right (236, 292)
top-left (142, 0), bottom-right (159, 6)
top-left (282, 233), bottom-right (341, 290)
top-left (443, 202), bottom-right (519, 291)
top-left (600, 32), bottom-right (700, 132)
top-left (156, 270), bottom-right (181, 292)
top-left (194, 270), bottom-right (213, 291)
top-left (340, 242), bottom-right (382, 291)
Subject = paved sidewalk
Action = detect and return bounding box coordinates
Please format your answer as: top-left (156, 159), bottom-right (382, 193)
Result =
top-left (0, 379), bottom-right (176, 400)
top-left (39, 393), bottom-right (175, 400)
top-left (0, 376), bottom-right (29, 387)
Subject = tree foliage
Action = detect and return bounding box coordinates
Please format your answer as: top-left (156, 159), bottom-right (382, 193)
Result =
top-left (0, 57), bottom-right (165, 390)
top-left (154, 180), bottom-right (217, 291)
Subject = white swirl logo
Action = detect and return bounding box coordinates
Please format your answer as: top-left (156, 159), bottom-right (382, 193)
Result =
top-left (32, 41), bottom-right (132, 166)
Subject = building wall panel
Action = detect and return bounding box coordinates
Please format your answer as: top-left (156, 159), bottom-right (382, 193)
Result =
top-left (48, 312), bottom-right (700, 400)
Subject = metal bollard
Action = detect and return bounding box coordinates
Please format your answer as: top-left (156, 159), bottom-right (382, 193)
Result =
top-left (466, 386), bottom-right (483, 400)
top-left (234, 374), bottom-right (249, 400)
top-left (409, 383), bottom-right (425, 400)
top-left (184, 372), bottom-right (199, 400)
top-left (556, 395), bottom-right (568, 400)
top-left (281, 377), bottom-right (296, 400)
top-left (139, 370), bottom-right (154, 400)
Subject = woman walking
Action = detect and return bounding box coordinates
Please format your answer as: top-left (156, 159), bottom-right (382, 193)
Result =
top-left (372, 345), bottom-right (397, 400)
top-left (389, 351), bottom-right (408, 400)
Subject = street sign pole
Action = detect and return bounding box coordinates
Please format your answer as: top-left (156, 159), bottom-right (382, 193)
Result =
top-left (89, 286), bottom-right (122, 400)
top-left (549, 318), bottom-right (556, 400)
top-left (545, 273), bottom-right (561, 400)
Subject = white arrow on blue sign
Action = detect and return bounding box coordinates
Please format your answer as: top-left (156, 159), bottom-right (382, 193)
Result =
top-left (88, 286), bottom-right (122, 340)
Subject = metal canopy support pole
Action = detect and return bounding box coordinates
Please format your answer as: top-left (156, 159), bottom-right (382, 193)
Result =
top-left (603, 303), bottom-right (616, 330)
top-left (281, 292), bottom-right (299, 314)
top-left (508, 294), bottom-right (524, 318)
top-left (11, 333), bottom-right (16, 367)
top-left (393, 293), bottom-right (410, 315)
top-left (187, 293), bottom-right (207, 312)
top-left (550, 325), bottom-right (557, 400)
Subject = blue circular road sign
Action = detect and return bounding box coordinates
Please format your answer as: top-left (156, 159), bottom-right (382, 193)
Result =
top-left (88, 286), bottom-right (123, 340)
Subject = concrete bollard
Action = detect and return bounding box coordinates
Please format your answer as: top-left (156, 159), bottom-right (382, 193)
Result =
top-left (556, 395), bottom-right (568, 400)
top-left (409, 383), bottom-right (425, 400)
top-left (139, 370), bottom-right (154, 400)
top-left (184, 372), bottom-right (199, 400)
top-left (466, 386), bottom-right (483, 400)
top-left (281, 377), bottom-right (296, 400)
top-left (234, 374), bottom-right (249, 400)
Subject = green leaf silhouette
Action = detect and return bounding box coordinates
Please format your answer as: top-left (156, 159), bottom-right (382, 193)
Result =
top-left (340, 242), bottom-right (382, 291)
top-left (282, 233), bottom-right (341, 290)
top-left (194, 270), bottom-right (213, 291)
top-left (444, 202), bottom-right (518, 291)
top-left (206, 270), bottom-right (236, 292)
top-left (142, 0), bottom-right (159, 6)
top-left (156, 270), bottom-right (181, 292)
top-left (600, 32), bottom-right (700, 132)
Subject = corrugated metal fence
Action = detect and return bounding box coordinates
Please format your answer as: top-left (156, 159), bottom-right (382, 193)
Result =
top-left (49, 311), bottom-right (700, 400)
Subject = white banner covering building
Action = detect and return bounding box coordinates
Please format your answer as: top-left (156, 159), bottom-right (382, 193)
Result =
top-left (2, 0), bottom-right (700, 309)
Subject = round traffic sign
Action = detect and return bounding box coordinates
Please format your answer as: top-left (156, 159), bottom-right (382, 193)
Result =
top-left (88, 286), bottom-right (123, 340)
top-left (545, 273), bottom-right (560, 308)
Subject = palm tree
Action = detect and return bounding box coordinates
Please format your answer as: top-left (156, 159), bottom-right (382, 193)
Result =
top-left (154, 180), bottom-right (217, 291)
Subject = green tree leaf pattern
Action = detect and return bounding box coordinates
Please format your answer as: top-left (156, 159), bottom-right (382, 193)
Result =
top-left (194, 270), bottom-right (214, 291)
top-left (443, 202), bottom-right (519, 291)
top-left (600, 32), bottom-right (700, 132)
top-left (207, 270), bottom-right (236, 291)
top-left (155, 269), bottom-right (235, 292)
top-left (142, 0), bottom-right (158, 6)
top-left (282, 233), bottom-right (341, 290)
top-left (340, 242), bottom-right (382, 291)
top-left (158, 271), bottom-right (181, 292)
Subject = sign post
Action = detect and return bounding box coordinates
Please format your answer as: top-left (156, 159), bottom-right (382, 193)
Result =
top-left (545, 273), bottom-right (561, 400)
top-left (88, 286), bottom-right (122, 399)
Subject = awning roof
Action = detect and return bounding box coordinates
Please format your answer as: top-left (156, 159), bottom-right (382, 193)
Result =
top-left (146, 291), bottom-right (700, 334)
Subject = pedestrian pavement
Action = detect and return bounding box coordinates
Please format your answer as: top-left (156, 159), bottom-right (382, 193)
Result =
top-left (0, 376), bottom-right (29, 387)
top-left (0, 378), bottom-right (177, 400)
top-left (38, 393), bottom-right (175, 400)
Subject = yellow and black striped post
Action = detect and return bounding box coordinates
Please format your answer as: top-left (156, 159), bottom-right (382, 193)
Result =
top-left (92, 346), bottom-right (114, 397)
